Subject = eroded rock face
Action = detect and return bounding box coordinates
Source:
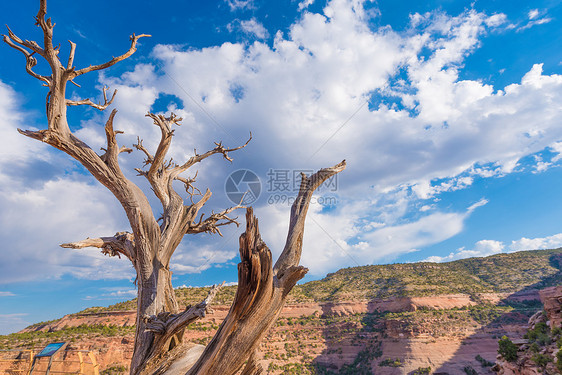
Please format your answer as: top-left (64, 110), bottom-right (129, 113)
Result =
top-left (5, 293), bottom-right (537, 374)
top-left (539, 286), bottom-right (562, 328)
top-left (493, 287), bottom-right (562, 375)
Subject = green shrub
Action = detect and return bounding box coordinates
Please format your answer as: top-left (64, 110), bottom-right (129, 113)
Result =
top-left (101, 364), bottom-right (128, 375)
top-left (498, 336), bottom-right (518, 362)
top-left (525, 321), bottom-right (551, 345)
top-left (379, 358), bottom-right (402, 367)
top-left (531, 353), bottom-right (552, 369)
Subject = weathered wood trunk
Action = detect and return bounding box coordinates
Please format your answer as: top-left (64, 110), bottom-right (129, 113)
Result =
top-left (132, 262), bottom-right (177, 374)
top-left (187, 162), bottom-right (346, 375)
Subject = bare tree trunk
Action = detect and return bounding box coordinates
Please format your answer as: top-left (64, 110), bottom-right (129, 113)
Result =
top-left (188, 161), bottom-right (346, 375)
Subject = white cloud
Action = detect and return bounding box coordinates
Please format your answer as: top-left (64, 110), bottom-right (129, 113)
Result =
top-left (424, 239), bottom-right (504, 263)
top-left (528, 9), bottom-right (540, 20)
top-left (240, 19), bottom-right (269, 39)
top-left (509, 233), bottom-right (562, 252)
top-left (170, 242), bottom-right (238, 274)
top-left (3, 0), bottom-right (562, 284)
top-left (0, 291), bottom-right (15, 297)
top-left (227, 18), bottom-right (269, 39)
top-left (423, 232), bottom-right (562, 263)
top-left (485, 13), bottom-right (507, 27)
top-left (0, 176), bottom-right (133, 283)
top-left (298, 0), bottom-right (316, 11)
top-left (517, 10), bottom-right (552, 32)
top-left (226, 0), bottom-right (255, 11)
top-left (144, 4), bottom-right (562, 201)
top-left (467, 198), bottom-right (488, 213)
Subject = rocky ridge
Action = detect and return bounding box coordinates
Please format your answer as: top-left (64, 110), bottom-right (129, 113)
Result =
top-left (2, 249), bottom-right (562, 374)
top-left (493, 286), bottom-right (562, 375)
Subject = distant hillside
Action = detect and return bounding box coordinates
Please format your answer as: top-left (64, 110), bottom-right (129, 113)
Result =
top-left (67, 248), bottom-right (562, 317)
top-left (5, 249), bottom-right (561, 374)
top-left (299, 249), bottom-right (562, 301)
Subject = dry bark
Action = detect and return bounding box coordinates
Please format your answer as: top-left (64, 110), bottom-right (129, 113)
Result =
top-left (187, 161), bottom-right (346, 375)
top-left (4, 1), bottom-right (346, 374)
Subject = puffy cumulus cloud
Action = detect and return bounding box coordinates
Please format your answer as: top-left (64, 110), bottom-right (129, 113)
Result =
top-left (228, 18), bottom-right (269, 39)
top-left (0, 175), bottom-right (133, 283)
top-left (423, 232), bottom-right (562, 264)
top-left (484, 13), bottom-right (507, 27)
top-left (0, 80), bottom-right (135, 283)
top-left (90, 0), bottom-right (562, 276)
top-left (254, 196), bottom-right (483, 276)
top-left (424, 239), bottom-right (504, 263)
top-left (170, 240), bottom-right (238, 274)
top-left (131, 2), bottom-right (562, 197)
top-left (4, 0), bottom-right (562, 283)
top-left (0, 81), bottom-right (54, 179)
top-left (298, 0), bottom-right (315, 11)
top-left (509, 233), bottom-right (562, 252)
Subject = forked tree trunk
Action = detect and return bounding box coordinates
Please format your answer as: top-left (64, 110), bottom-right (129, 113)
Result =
top-left (186, 162), bottom-right (346, 375)
top-left (4, 2), bottom-right (346, 374)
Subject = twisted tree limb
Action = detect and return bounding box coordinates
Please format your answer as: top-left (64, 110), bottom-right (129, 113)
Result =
top-left (141, 283), bottom-right (224, 370)
top-left (61, 231), bottom-right (135, 261)
top-left (66, 86), bottom-right (117, 110)
top-left (186, 160), bottom-right (346, 375)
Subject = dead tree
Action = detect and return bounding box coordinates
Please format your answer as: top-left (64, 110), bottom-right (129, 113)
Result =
top-left (4, 1), bottom-right (346, 374)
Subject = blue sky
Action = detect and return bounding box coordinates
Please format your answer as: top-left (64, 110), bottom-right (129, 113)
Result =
top-left (0, 0), bottom-right (561, 334)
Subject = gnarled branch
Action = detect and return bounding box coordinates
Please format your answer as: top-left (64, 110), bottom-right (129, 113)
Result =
top-left (60, 231), bottom-right (135, 261)
top-left (3, 30), bottom-right (50, 84)
top-left (99, 109), bottom-right (132, 167)
top-left (4, 25), bottom-right (46, 57)
top-left (175, 172), bottom-right (202, 203)
top-left (187, 161), bottom-right (346, 375)
top-left (73, 33), bottom-right (151, 77)
top-left (66, 40), bottom-right (76, 69)
top-left (186, 202), bottom-right (245, 236)
top-left (145, 113), bottom-right (181, 175)
top-left (172, 133), bottom-right (252, 176)
top-left (35, 0), bottom-right (55, 55)
top-left (133, 112), bottom-right (182, 208)
top-left (274, 159), bottom-right (346, 280)
top-left (133, 137), bottom-right (154, 166)
top-left (139, 283), bottom-right (224, 373)
top-left (66, 86), bottom-right (117, 110)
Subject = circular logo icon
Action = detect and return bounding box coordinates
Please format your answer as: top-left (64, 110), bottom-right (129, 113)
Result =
top-left (225, 169), bottom-right (261, 205)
